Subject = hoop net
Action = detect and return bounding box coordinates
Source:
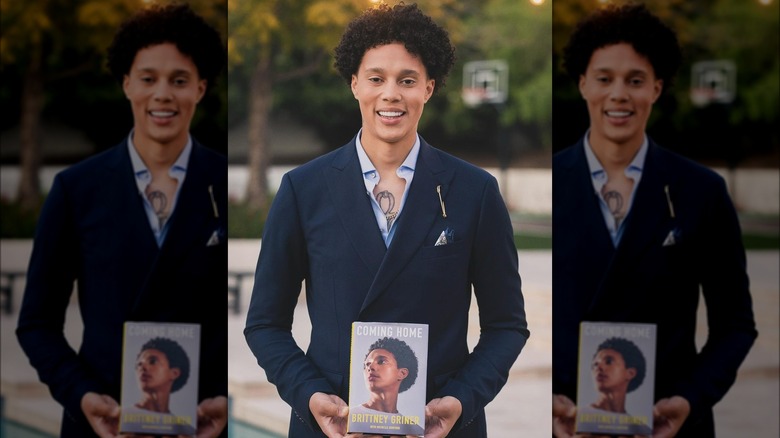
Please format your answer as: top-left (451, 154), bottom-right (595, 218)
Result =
top-left (462, 87), bottom-right (488, 107)
top-left (691, 87), bottom-right (716, 107)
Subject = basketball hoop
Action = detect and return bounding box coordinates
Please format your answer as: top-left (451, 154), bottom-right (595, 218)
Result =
top-left (462, 60), bottom-right (509, 107)
top-left (690, 60), bottom-right (736, 107)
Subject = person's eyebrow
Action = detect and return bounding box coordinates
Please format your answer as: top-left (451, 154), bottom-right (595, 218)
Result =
top-left (363, 67), bottom-right (422, 77)
top-left (592, 67), bottom-right (651, 77)
top-left (136, 67), bottom-right (196, 76)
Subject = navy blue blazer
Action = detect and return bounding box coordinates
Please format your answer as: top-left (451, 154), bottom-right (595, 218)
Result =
top-left (552, 137), bottom-right (757, 436)
top-left (245, 136), bottom-right (529, 437)
top-left (16, 139), bottom-right (227, 437)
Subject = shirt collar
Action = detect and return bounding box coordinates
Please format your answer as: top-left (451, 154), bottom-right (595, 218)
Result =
top-left (127, 130), bottom-right (192, 179)
top-left (355, 129), bottom-right (420, 176)
top-left (583, 130), bottom-right (648, 178)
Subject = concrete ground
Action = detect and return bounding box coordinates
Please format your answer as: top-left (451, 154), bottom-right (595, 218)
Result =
top-left (1, 240), bottom-right (777, 437)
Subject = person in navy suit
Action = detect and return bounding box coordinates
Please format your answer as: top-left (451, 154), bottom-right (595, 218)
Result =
top-left (245, 4), bottom-right (529, 438)
top-left (551, 4), bottom-right (757, 437)
top-left (16, 4), bottom-right (227, 437)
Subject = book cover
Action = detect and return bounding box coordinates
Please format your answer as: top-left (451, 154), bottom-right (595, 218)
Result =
top-left (576, 321), bottom-right (656, 436)
top-left (347, 322), bottom-right (428, 436)
top-left (119, 322), bottom-right (200, 436)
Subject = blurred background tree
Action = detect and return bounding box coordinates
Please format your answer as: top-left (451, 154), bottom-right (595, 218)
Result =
top-left (1, 0), bottom-right (140, 211)
top-left (227, 0), bottom-right (367, 210)
top-left (0, 0), bottom-right (227, 214)
top-left (552, 0), bottom-right (779, 169)
top-left (227, 0), bottom-right (553, 210)
top-left (5, 0), bottom-right (774, 234)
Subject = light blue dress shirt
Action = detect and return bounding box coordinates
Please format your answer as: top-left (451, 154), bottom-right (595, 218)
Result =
top-left (127, 132), bottom-right (191, 247)
top-left (356, 130), bottom-right (420, 247)
top-left (583, 132), bottom-right (648, 246)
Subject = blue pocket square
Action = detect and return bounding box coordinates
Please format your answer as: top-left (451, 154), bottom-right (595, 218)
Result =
top-left (206, 227), bottom-right (225, 247)
top-left (662, 227), bottom-right (681, 247)
top-left (434, 227), bottom-right (455, 246)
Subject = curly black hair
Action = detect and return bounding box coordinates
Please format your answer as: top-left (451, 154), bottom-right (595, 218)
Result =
top-left (594, 337), bottom-right (646, 393)
top-left (334, 3), bottom-right (455, 93)
top-left (563, 3), bottom-right (681, 91)
top-left (365, 337), bottom-right (419, 393)
top-left (107, 3), bottom-right (225, 85)
top-left (139, 337), bottom-right (190, 393)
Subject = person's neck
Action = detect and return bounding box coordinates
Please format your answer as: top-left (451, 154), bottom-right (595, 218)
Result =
top-left (361, 134), bottom-right (414, 175)
top-left (135, 390), bottom-right (171, 413)
top-left (364, 391), bottom-right (400, 413)
top-left (133, 133), bottom-right (186, 174)
top-left (588, 132), bottom-right (642, 174)
top-left (591, 390), bottom-right (627, 413)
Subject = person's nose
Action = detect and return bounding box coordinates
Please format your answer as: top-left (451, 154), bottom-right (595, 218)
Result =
top-left (152, 81), bottom-right (173, 102)
top-left (608, 81), bottom-right (629, 102)
top-left (380, 81), bottom-right (402, 102)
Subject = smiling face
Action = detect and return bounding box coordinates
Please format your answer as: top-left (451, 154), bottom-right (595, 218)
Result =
top-left (591, 348), bottom-right (636, 394)
top-left (351, 43), bottom-right (434, 152)
top-left (135, 348), bottom-right (180, 393)
top-left (363, 348), bottom-right (408, 394)
top-left (123, 43), bottom-right (206, 151)
top-left (579, 43), bottom-right (662, 152)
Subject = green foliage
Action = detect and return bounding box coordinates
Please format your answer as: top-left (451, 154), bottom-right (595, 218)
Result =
top-left (227, 198), bottom-right (273, 238)
top-left (514, 233), bottom-right (552, 250)
top-left (1, 0), bottom-right (228, 155)
top-left (742, 234), bottom-right (780, 250)
top-left (228, 0), bottom-right (553, 158)
top-left (0, 199), bottom-right (42, 238)
top-left (460, 0), bottom-right (552, 126)
top-left (552, 0), bottom-right (779, 162)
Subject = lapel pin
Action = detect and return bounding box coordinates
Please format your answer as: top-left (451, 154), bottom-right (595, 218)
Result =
top-left (208, 185), bottom-right (219, 218)
top-left (436, 185), bottom-right (447, 218)
top-left (664, 184), bottom-right (675, 219)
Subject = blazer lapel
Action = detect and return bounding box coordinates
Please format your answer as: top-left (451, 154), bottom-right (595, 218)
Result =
top-left (106, 142), bottom-right (161, 312)
top-left (359, 139), bottom-right (454, 313)
top-left (588, 141), bottom-right (678, 318)
top-left (325, 140), bottom-right (387, 276)
top-left (158, 145), bottom-right (216, 260)
top-left (557, 142), bottom-right (616, 316)
top-left (109, 140), bottom-right (161, 252)
top-left (130, 142), bottom-right (221, 315)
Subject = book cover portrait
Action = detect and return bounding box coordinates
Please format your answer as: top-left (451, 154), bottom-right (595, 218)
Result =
top-left (348, 322), bottom-right (429, 437)
top-left (120, 322), bottom-right (201, 436)
top-left (576, 322), bottom-right (656, 436)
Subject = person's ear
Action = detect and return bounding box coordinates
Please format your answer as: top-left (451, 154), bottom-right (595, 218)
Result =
top-left (170, 367), bottom-right (181, 380)
top-left (123, 75), bottom-right (131, 99)
top-left (397, 368), bottom-right (409, 381)
top-left (626, 367), bottom-right (637, 380)
top-left (651, 79), bottom-right (663, 103)
top-left (424, 79), bottom-right (435, 103)
top-left (351, 75), bottom-right (359, 100)
top-left (196, 79), bottom-right (207, 103)
top-left (578, 74), bottom-right (587, 99)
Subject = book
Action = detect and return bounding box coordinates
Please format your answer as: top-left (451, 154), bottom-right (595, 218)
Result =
top-left (576, 321), bottom-right (656, 436)
top-left (119, 322), bottom-right (200, 436)
top-left (347, 322), bottom-right (428, 436)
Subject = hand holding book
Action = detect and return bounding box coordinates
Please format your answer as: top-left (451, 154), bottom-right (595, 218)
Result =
top-left (552, 393), bottom-right (577, 438)
top-left (81, 392), bottom-right (121, 438)
top-left (309, 392), bottom-right (349, 438)
top-left (192, 396), bottom-right (228, 438)
top-left (651, 396), bottom-right (690, 438)
top-left (423, 396), bottom-right (462, 438)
